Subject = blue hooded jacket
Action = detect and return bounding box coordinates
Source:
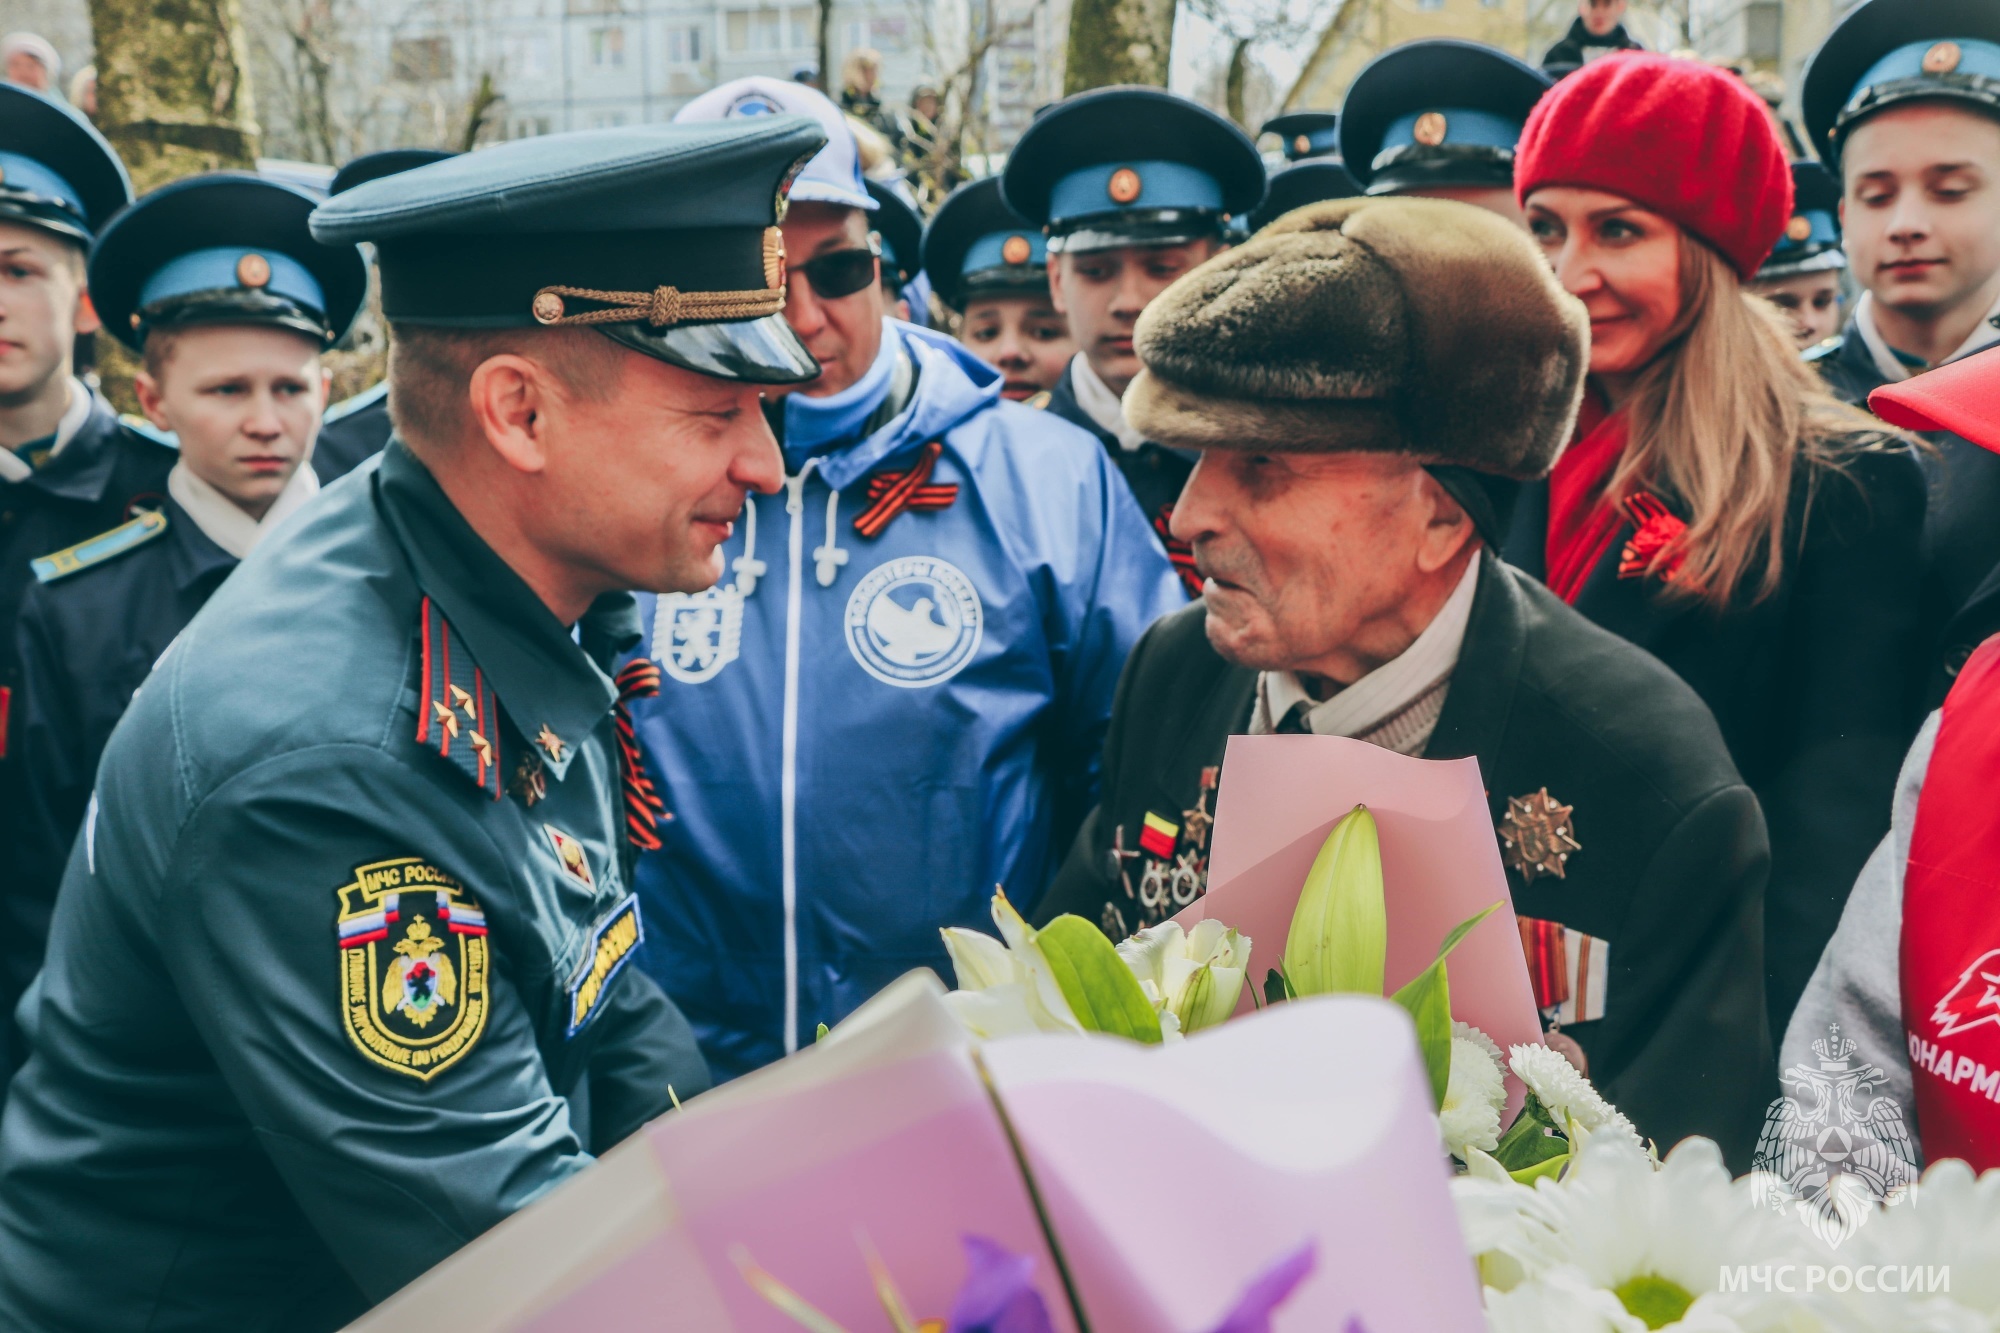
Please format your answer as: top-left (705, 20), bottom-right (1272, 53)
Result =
top-left (627, 322), bottom-right (1181, 1078)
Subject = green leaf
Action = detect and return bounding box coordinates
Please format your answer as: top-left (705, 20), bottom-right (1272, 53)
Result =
top-left (1508, 1151), bottom-right (1570, 1186)
top-left (1490, 1107), bottom-right (1570, 1173)
top-left (1387, 902), bottom-right (1503, 1109)
top-left (1263, 967), bottom-right (1295, 1007)
top-left (814, 1023), bottom-right (829, 1043)
top-left (1037, 915), bottom-right (1163, 1043)
top-left (1282, 806), bottom-right (1386, 998)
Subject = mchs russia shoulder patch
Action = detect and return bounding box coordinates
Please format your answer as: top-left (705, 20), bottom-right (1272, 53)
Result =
top-left (336, 857), bottom-right (490, 1081)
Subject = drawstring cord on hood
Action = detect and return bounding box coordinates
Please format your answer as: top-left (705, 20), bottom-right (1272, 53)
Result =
top-left (812, 486), bottom-right (848, 588)
top-left (733, 499), bottom-right (766, 596)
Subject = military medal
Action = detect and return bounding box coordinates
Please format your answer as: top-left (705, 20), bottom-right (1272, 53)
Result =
top-left (1498, 788), bottom-right (1581, 883)
top-left (509, 751), bottom-right (548, 807)
top-left (1180, 766), bottom-right (1219, 853)
top-left (535, 723), bottom-right (567, 762)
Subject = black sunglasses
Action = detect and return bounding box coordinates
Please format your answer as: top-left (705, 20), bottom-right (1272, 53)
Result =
top-left (792, 242), bottom-right (881, 301)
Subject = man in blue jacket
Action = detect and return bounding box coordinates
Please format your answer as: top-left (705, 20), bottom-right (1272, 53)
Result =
top-left (647, 79), bottom-right (1182, 1078)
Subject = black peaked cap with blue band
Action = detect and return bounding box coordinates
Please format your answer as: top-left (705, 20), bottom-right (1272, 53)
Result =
top-left (1249, 160), bottom-right (1362, 232)
top-left (1000, 86), bottom-right (1265, 254)
top-left (865, 178), bottom-right (924, 288)
top-left (91, 173), bottom-right (368, 353)
top-left (922, 176), bottom-right (1050, 311)
top-left (0, 81), bottom-right (131, 245)
top-left (311, 118), bottom-right (829, 384)
top-left (1338, 40), bottom-right (1553, 195)
top-left (330, 148), bottom-right (458, 197)
top-left (1262, 111), bottom-right (1342, 163)
top-left (1802, 0), bottom-right (2000, 169)
top-left (1758, 161), bottom-right (1846, 281)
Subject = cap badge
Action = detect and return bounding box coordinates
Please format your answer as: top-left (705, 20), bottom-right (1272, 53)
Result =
top-left (1923, 41), bottom-right (1962, 75)
top-left (1786, 215), bottom-right (1813, 242)
top-left (1293, 134), bottom-right (1311, 156)
top-left (236, 253), bottom-right (272, 288)
top-left (1498, 788), bottom-right (1581, 884)
top-left (1413, 112), bottom-right (1448, 146)
top-left (763, 226), bottom-right (785, 290)
top-left (1107, 167), bottom-right (1143, 205)
top-left (531, 291), bottom-right (566, 324)
top-left (1001, 234), bottom-right (1032, 265)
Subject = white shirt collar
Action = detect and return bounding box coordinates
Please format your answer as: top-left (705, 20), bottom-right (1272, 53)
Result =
top-left (1853, 289), bottom-right (2000, 384)
top-left (167, 458), bottom-right (321, 560)
top-left (1253, 554), bottom-right (1482, 740)
top-left (1067, 353), bottom-right (1151, 453)
top-left (0, 378), bottom-right (93, 484)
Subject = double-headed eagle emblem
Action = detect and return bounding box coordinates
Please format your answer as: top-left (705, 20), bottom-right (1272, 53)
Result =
top-left (381, 915), bottom-right (457, 1028)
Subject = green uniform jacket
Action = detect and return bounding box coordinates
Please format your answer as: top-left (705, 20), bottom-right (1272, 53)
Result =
top-left (0, 442), bottom-right (710, 1332)
top-left (1039, 554), bottom-right (1774, 1168)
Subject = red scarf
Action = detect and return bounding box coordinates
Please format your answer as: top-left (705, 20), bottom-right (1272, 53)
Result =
top-left (1901, 635), bottom-right (2000, 1170)
top-left (1544, 395), bottom-right (1629, 605)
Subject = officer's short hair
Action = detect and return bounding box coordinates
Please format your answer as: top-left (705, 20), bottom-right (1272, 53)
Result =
top-left (387, 324), bottom-right (625, 452)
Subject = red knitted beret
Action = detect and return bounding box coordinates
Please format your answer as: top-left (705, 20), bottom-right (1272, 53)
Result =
top-left (1514, 53), bottom-right (1793, 281)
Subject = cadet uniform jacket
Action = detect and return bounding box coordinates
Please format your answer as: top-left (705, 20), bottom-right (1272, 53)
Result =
top-left (312, 382), bottom-right (393, 484)
top-left (1503, 442), bottom-right (1927, 1040)
top-left (0, 386), bottom-right (174, 1070)
top-left (1043, 360), bottom-right (1194, 552)
top-left (0, 441), bottom-right (709, 1333)
top-left (10, 497), bottom-right (238, 1054)
top-left (1041, 555), bottom-right (1774, 1169)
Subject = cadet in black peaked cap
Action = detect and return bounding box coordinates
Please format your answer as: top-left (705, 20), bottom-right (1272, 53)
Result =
top-left (0, 114), bottom-right (825, 1332)
top-left (1261, 110), bottom-right (1341, 163)
top-left (1753, 161), bottom-right (1848, 352)
top-left (11, 173), bottom-right (366, 1011)
top-left (1001, 85), bottom-right (1264, 587)
top-left (863, 176), bottom-right (925, 322)
top-left (923, 175), bottom-right (1073, 401)
top-left (1248, 159), bottom-right (1362, 233)
top-left (1338, 39), bottom-right (1553, 225)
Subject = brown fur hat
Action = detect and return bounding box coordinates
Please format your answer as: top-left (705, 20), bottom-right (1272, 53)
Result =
top-left (1125, 195), bottom-right (1588, 478)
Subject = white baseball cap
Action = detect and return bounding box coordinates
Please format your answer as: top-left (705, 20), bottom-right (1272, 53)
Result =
top-left (674, 76), bottom-right (875, 212)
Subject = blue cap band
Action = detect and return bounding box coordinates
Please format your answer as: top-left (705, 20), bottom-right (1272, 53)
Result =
top-left (1851, 38), bottom-right (2000, 106)
top-left (1048, 159), bottom-right (1225, 224)
top-left (1771, 210), bottom-right (1841, 258)
top-left (1381, 108), bottom-right (1523, 155)
top-left (0, 150), bottom-right (85, 218)
top-left (138, 247), bottom-right (327, 317)
top-left (962, 228), bottom-right (1048, 275)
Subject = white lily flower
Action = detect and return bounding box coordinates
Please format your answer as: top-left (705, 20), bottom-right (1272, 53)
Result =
top-left (1442, 1021), bottom-right (1509, 1160)
top-left (937, 893), bottom-right (1082, 1038)
top-left (1502, 1135), bottom-right (1804, 1332)
top-left (1115, 919), bottom-right (1251, 1036)
top-left (1509, 1043), bottom-right (1642, 1148)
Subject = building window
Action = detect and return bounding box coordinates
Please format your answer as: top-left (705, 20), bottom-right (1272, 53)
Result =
top-left (591, 109), bottom-right (629, 128)
top-left (667, 25), bottom-right (703, 63)
top-left (503, 33), bottom-right (552, 78)
top-left (1744, 0), bottom-right (1782, 61)
top-left (869, 16), bottom-right (908, 51)
top-left (590, 25), bottom-right (626, 66)
top-left (788, 6), bottom-right (815, 50)
top-left (1413, 0), bottom-right (1444, 10)
top-left (726, 10), bottom-right (782, 53)
top-left (389, 36), bottom-right (453, 82)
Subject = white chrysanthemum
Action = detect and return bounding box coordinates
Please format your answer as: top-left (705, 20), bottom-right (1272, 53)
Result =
top-left (1503, 1135), bottom-right (1803, 1332)
top-left (1510, 1043), bottom-right (1641, 1146)
top-left (1482, 1267), bottom-right (1649, 1333)
top-left (1815, 1157), bottom-right (2000, 1331)
top-left (1442, 1021), bottom-right (1509, 1159)
top-left (1454, 1147), bottom-right (1538, 1293)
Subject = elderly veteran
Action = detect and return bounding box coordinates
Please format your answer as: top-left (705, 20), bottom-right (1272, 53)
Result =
top-left (1040, 196), bottom-right (1774, 1167)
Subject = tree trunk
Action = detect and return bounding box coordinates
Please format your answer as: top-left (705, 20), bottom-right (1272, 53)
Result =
top-left (1063, 0), bottom-right (1175, 92)
top-left (1223, 34), bottom-right (1251, 128)
top-left (87, 0), bottom-right (259, 192)
top-left (817, 0), bottom-right (835, 94)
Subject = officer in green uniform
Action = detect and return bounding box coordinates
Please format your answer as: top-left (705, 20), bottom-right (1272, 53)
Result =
top-left (0, 114), bottom-right (827, 1332)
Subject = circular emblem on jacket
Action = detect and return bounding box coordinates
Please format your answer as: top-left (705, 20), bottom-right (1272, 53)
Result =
top-left (844, 556), bottom-right (983, 688)
top-left (652, 585), bottom-right (744, 684)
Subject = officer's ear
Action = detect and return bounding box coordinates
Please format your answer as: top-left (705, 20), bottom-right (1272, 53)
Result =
top-left (466, 352), bottom-right (554, 475)
top-left (73, 288), bottom-right (101, 337)
top-left (1045, 254), bottom-right (1068, 316)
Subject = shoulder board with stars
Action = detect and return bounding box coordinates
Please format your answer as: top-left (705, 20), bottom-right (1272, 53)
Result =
top-left (417, 595), bottom-right (503, 800)
top-left (31, 509), bottom-right (169, 584)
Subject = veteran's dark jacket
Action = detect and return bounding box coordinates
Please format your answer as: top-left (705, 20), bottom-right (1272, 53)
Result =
top-left (0, 389), bottom-right (175, 1071)
top-left (10, 497), bottom-right (239, 1067)
top-left (1042, 555), bottom-right (1774, 1169)
top-left (1813, 330), bottom-right (2000, 708)
top-left (0, 442), bottom-right (709, 1333)
top-left (1502, 442), bottom-right (1927, 1041)
top-left (1044, 359), bottom-right (1194, 543)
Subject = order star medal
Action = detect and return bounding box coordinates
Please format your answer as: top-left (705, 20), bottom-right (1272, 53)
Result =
top-left (1498, 788), bottom-right (1581, 884)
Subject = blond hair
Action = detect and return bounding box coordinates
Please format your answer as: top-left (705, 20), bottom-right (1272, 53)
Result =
top-left (1606, 236), bottom-right (1889, 606)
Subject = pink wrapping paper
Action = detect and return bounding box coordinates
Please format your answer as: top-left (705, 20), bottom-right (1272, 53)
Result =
top-left (1175, 734), bottom-right (1542, 1097)
top-left (982, 996), bottom-right (1486, 1332)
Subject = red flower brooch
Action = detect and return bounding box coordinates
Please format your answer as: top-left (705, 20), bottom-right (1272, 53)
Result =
top-left (1617, 492), bottom-right (1688, 585)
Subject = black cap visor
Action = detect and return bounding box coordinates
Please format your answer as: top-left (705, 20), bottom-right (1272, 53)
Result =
top-left (596, 311), bottom-right (819, 384)
top-left (1048, 208), bottom-right (1227, 254)
top-left (1365, 144), bottom-right (1516, 196)
top-left (139, 288), bottom-right (335, 346)
top-left (0, 191), bottom-right (90, 246)
top-left (1832, 75), bottom-right (2000, 153)
top-left (1755, 248), bottom-right (1849, 282)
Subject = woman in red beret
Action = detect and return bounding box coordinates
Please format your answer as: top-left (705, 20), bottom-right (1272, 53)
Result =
top-left (1499, 52), bottom-right (1928, 1043)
